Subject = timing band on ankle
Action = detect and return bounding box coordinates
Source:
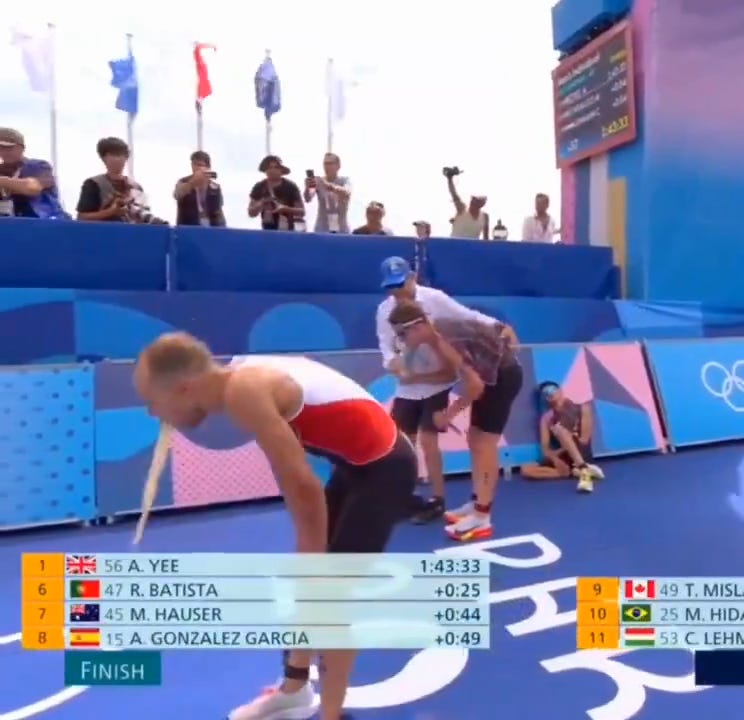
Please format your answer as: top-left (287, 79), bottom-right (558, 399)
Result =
top-left (284, 663), bottom-right (310, 681)
top-left (474, 502), bottom-right (491, 513)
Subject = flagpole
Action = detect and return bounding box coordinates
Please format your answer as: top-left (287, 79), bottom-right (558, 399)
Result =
top-left (196, 101), bottom-right (204, 150)
top-left (326, 58), bottom-right (334, 153)
top-left (125, 33), bottom-right (135, 177)
top-left (47, 23), bottom-right (59, 176)
top-left (264, 49), bottom-right (272, 154)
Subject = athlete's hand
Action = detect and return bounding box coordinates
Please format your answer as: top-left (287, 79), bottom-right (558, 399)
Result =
top-left (387, 357), bottom-right (406, 376)
top-left (433, 410), bottom-right (449, 431)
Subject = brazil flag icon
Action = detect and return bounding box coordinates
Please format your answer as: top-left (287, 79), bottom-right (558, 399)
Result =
top-left (622, 603), bottom-right (652, 623)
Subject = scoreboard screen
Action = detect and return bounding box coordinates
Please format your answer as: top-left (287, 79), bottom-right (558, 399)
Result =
top-left (552, 20), bottom-right (638, 168)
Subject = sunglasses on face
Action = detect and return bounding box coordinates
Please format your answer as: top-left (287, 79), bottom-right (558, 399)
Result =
top-left (393, 318), bottom-right (426, 339)
top-left (541, 385), bottom-right (560, 400)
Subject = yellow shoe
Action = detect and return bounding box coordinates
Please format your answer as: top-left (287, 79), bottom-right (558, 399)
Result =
top-left (576, 469), bottom-right (594, 494)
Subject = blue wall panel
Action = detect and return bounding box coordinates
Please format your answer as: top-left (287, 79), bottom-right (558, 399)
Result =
top-left (0, 365), bottom-right (96, 528)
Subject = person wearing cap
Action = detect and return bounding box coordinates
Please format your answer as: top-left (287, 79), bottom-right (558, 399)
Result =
top-left (412, 220), bottom-right (432, 285)
top-left (375, 256), bottom-right (515, 533)
top-left (521, 381), bottom-right (604, 492)
top-left (352, 202), bottom-right (393, 235)
top-left (0, 127), bottom-right (69, 220)
top-left (445, 171), bottom-right (489, 240)
top-left (413, 220), bottom-right (431, 240)
top-left (248, 155), bottom-right (304, 231)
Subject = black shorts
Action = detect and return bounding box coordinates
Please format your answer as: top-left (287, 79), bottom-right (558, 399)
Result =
top-left (540, 441), bottom-right (594, 467)
top-left (391, 388), bottom-right (451, 435)
top-left (325, 434), bottom-right (417, 553)
top-left (470, 362), bottom-right (523, 435)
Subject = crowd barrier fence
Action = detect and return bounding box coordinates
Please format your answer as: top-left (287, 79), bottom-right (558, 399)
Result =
top-left (4, 337), bottom-right (709, 532)
top-left (6, 290), bottom-right (744, 366)
top-left (1, 218), bottom-right (618, 298)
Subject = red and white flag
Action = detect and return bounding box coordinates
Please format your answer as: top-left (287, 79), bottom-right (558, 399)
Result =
top-left (624, 579), bottom-right (656, 599)
top-left (193, 42), bottom-right (216, 109)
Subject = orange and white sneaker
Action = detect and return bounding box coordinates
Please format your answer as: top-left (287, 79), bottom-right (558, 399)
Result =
top-left (443, 500), bottom-right (474, 524)
top-left (227, 682), bottom-right (316, 719)
top-left (445, 513), bottom-right (492, 542)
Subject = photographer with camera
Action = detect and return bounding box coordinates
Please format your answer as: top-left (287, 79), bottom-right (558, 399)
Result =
top-left (303, 152), bottom-right (351, 233)
top-left (443, 166), bottom-right (489, 240)
top-left (76, 137), bottom-right (167, 225)
top-left (174, 150), bottom-right (225, 227)
top-left (248, 155), bottom-right (305, 231)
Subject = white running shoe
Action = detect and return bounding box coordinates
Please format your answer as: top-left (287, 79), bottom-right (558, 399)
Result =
top-left (445, 513), bottom-right (493, 542)
top-left (586, 463), bottom-right (604, 479)
top-left (227, 682), bottom-right (316, 720)
top-left (576, 468), bottom-right (594, 494)
top-left (444, 500), bottom-right (474, 523)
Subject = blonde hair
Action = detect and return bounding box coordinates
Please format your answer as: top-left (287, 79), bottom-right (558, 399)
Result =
top-left (132, 332), bottom-right (212, 545)
top-left (133, 422), bottom-right (172, 545)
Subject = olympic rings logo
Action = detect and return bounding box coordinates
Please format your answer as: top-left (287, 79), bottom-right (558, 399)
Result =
top-left (700, 361), bottom-right (744, 412)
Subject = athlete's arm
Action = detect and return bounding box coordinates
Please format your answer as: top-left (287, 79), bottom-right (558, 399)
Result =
top-left (579, 403), bottom-right (593, 444)
top-left (376, 301), bottom-right (402, 372)
top-left (429, 288), bottom-right (499, 328)
top-left (539, 414), bottom-right (554, 457)
top-left (224, 377), bottom-right (328, 553)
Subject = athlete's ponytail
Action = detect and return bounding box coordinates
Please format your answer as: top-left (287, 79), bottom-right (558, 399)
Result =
top-left (133, 423), bottom-right (172, 545)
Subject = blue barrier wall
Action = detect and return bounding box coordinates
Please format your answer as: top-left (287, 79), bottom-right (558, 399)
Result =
top-left (0, 365), bottom-right (96, 527)
top-left (1, 218), bottom-right (617, 297)
top-left (5, 290), bottom-right (744, 365)
top-left (645, 339), bottom-right (744, 448)
top-left (1, 343), bottom-right (668, 531)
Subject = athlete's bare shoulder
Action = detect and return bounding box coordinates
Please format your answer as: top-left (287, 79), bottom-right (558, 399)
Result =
top-left (224, 362), bottom-right (301, 425)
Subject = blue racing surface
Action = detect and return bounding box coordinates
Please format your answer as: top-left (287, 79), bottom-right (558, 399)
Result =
top-left (2, 446), bottom-right (744, 720)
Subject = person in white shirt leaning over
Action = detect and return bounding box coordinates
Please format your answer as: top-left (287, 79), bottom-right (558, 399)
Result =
top-left (521, 193), bottom-right (559, 243)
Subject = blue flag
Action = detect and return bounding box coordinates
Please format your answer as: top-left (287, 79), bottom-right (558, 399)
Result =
top-left (255, 56), bottom-right (281, 121)
top-left (109, 52), bottom-right (138, 116)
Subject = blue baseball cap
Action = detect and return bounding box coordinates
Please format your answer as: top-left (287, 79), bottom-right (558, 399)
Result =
top-left (380, 256), bottom-right (412, 288)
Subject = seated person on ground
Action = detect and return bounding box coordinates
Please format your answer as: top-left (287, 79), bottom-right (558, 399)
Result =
top-left (521, 381), bottom-right (604, 493)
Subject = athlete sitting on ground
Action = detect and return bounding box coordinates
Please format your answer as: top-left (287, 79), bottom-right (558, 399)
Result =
top-left (521, 381), bottom-right (604, 493)
top-left (388, 299), bottom-right (523, 541)
top-left (133, 332), bottom-right (416, 720)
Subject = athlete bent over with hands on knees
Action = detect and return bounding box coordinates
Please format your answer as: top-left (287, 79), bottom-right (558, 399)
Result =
top-left (133, 332), bottom-right (416, 720)
top-left (521, 381), bottom-right (604, 493)
top-left (387, 299), bottom-right (523, 541)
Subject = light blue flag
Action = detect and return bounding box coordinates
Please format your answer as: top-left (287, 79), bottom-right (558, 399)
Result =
top-left (109, 49), bottom-right (138, 117)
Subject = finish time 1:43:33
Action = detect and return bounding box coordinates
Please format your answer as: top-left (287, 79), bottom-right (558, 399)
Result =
top-left (601, 115), bottom-right (630, 138)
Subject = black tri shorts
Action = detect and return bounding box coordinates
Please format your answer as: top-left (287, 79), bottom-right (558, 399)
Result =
top-left (540, 441), bottom-right (594, 467)
top-left (390, 388), bottom-right (452, 435)
top-left (325, 434), bottom-right (417, 553)
top-left (470, 362), bottom-right (524, 435)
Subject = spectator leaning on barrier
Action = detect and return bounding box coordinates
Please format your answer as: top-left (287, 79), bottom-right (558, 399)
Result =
top-left (521, 193), bottom-right (559, 242)
top-left (303, 152), bottom-right (351, 233)
top-left (248, 155), bottom-right (304, 231)
top-left (0, 128), bottom-right (69, 220)
top-left (445, 167), bottom-right (489, 240)
top-left (77, 137), bottom-right (167, 224)
top-left (352, 201), bottom-right (393, 235)
top-left (174, 151), bottom-right (226, 227)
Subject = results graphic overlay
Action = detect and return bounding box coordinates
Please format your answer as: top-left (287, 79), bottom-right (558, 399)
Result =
top-left (577, 577), bottom-right (744, 655)
top-left (22, 553), bottom-right (491, 654)
top-left (552, 20), bottom-right (638, 168)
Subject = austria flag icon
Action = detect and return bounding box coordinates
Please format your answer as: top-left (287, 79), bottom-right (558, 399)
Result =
top-left (624, 579), bottom-right (656, 600)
